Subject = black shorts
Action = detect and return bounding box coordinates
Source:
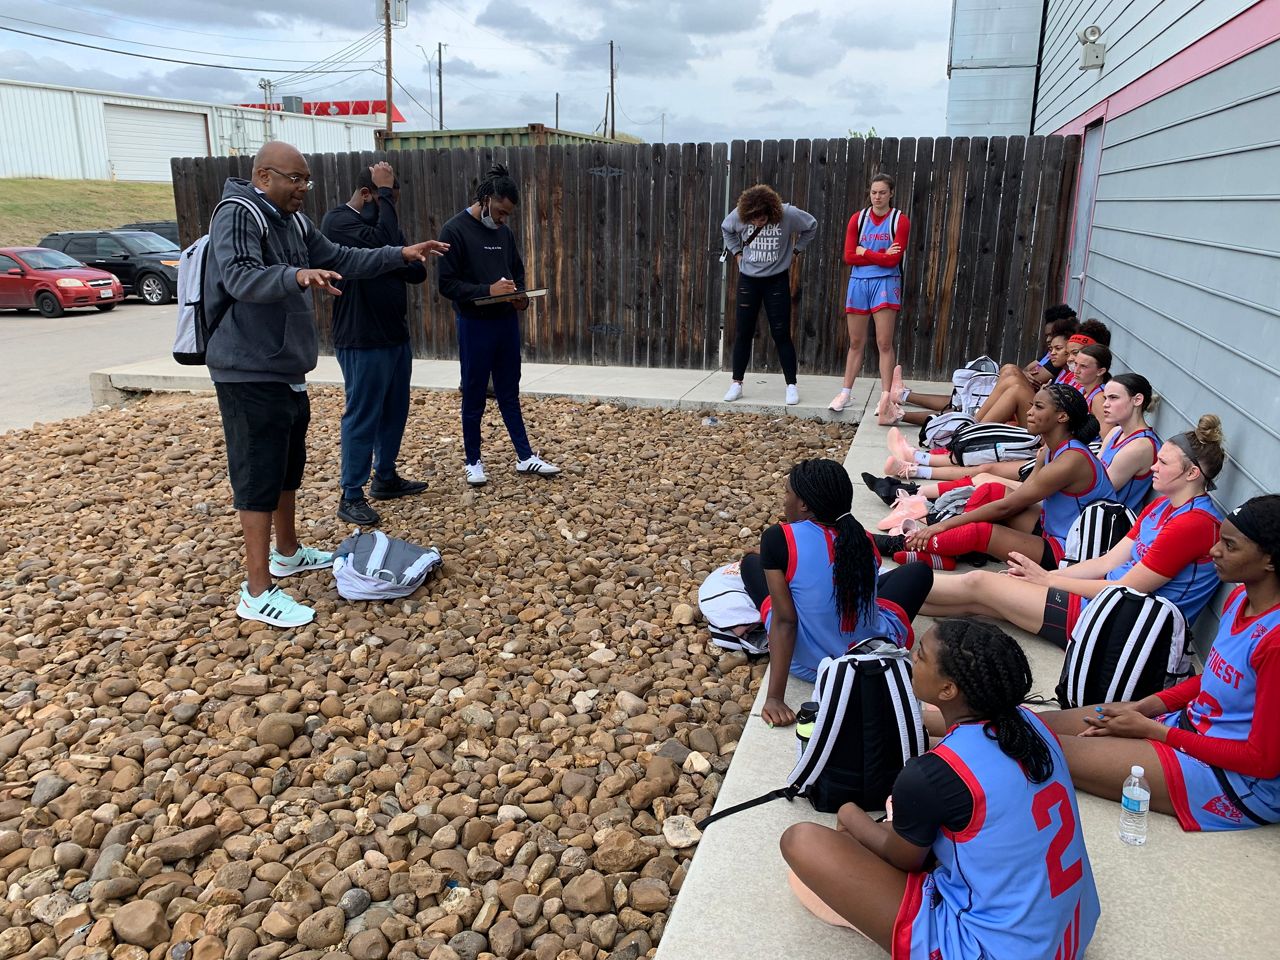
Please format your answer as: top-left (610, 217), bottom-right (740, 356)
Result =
top-left (215, 381), bottom-right (310, 512)
top-left (1039, 587), bottom-right (1083, 650)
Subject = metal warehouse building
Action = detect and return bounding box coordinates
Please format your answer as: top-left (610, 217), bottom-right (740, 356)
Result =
top-left (0, 79), bottom-right (380, 182)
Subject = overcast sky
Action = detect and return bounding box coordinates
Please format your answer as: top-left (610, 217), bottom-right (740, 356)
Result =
top-left (0, 0), bottom-right (951, 142)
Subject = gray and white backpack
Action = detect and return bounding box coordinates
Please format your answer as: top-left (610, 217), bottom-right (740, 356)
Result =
top-left (332, 531), bottom-right (443, 601)
top-left (698, 561), bottom-right (768, 655)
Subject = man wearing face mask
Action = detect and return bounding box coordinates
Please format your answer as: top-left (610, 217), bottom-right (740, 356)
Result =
top-left (321, 161), bottom-right (429, 526)
top-left (437, 163), bottom-right (560, 486)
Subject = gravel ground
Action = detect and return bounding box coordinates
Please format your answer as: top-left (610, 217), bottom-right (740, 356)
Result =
top-left (0, 389), bottom-right (854, 960)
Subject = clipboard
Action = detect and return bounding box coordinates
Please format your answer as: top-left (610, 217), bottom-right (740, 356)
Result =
top-left (472, 287), bottom-right (549, 306)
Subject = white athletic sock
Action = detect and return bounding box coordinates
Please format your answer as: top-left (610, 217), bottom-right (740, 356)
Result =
top-left (915, 466), bottom-right (934, 479)
top-left (839, 387), bottom-right (850, 396)
top-left (912, 449), bottom-right (930, 465)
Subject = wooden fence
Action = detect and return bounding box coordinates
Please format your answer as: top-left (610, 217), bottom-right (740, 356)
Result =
top-left (172, 135), bottom-right (1079, 378)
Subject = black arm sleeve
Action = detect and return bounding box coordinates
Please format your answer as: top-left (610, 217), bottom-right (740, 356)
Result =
top-left (373, 189), bottom-right (426, 285)
top-left (760, 524), bottom-right (789, 572)
top-left (890, 753), bottom-right (974, 848)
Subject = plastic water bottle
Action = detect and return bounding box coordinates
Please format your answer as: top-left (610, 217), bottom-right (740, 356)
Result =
top-left (1119, 764), bottom-right (1150, 845)
top-left (795, 701), bottom-right (818, 760)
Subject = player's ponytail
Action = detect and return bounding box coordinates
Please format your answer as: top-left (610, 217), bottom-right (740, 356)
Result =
top-left (788, 459), bottom-right (875, 631)
top-left (934, 619), bottom-right (1053, 784)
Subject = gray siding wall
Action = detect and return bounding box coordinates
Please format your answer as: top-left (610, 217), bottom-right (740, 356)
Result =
top-left (946, 0), bottom-right (1042, 135)
top-left (1034, 0), bottom-right (1254, 134)
top-left (1083, 39), bottom-right (1280, 516)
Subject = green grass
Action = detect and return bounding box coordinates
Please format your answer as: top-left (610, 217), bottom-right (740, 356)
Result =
top-left (0, 179), bottom-right (177, 246)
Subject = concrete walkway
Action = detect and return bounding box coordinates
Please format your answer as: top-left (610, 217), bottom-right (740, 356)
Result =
top-left (657, 377), bottom-right (1280, 960)
top-left (88, 356), bottom-right (863, 423)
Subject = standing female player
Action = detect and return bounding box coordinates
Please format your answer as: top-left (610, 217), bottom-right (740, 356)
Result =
top-left (1040, 495), bottom-right (1280, 832)
top-left (781, 619), bottom-right (1099, 957)
top-left (829, 175), bottom-right (910, 416)
top-left (738, 459), bottom-right (934, 726)
top-left (721, 184), bottom-right (818, 405)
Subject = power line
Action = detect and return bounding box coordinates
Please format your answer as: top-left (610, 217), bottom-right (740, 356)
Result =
top-left (0, 14), bottom-right (380, 65)
top-left (0, 24), bottom-right (377, 74)
top-left (391, 74), bottom-right (436, 125)
top-left (31, 0), bottom-right (373, 45)
top-left (273, 33), bottom-right (383, 87)
top-left (432, 0), bottom-right (609, 53)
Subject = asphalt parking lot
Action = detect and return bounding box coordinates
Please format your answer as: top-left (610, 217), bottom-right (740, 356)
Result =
top-left (0, 299), bottom-right (175, 433)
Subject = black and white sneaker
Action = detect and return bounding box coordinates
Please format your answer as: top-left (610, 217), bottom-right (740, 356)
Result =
top-left (871, 533), bottom-right (906, 555)
top-left (465, 461), bottom-right (488, 487)
top-left (516, 453), bottom-right (561, 476)
top-left (862, 472), bottom-right (919, 507)
top-left (337, 497), bottom-right (380, 526)
top-left (369, 473), bottom-right (428, 500)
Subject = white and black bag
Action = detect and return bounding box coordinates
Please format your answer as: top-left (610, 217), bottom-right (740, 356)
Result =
top-left (697, 639), bottom-right (925, 829)
top-left (946, 421), bottom-right (1040, 466)
top-left (919, 410), bottom-right (975, 449)
top-left (949, 355), bottom-right (999, 417)
top-left (332, 530), bottom-right (443, 601)
top-left (1056, 585), bottom-right (1193, 708)
top-left (1060, 501), bottom-right (1136, 567)
top-left (697, 561), bottom-right (768, 655)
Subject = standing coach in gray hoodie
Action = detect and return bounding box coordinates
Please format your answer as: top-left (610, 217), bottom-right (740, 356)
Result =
top-left (203, 141), bottom-right (448, 629)
top-left (720, 184), bottom-right (817, 407)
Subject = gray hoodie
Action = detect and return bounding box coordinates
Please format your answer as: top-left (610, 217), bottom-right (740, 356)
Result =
top-left (203, 178), bottom-right (406, 383)
top-left (720, 203), bottom-right (818, 278)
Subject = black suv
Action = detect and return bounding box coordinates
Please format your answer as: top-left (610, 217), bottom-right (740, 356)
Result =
top-left (37, 230), bottom-right (180, 305)
top-left (118, 220), bottom-right (180, 246)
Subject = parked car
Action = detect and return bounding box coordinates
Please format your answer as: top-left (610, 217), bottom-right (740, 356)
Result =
top-left (118, 220), bottom-right (180, 246)
top-left (0, 246), bottom-right (124, 317)
top-left (37, 230), bottom-right (180, 305)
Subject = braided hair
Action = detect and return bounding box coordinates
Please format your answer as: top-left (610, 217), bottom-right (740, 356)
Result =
top-left (934, 619), bottom-right (1053, 784)
top-left (788, 459), bottom-right (876, 631)
top-left (474, 163), bottom-right (520, 206)
top-left (1042, 383), bottom-right (1093, 442)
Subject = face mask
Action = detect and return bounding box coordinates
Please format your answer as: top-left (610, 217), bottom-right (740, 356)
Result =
top-left (480, 200), bottom-right (499, 230)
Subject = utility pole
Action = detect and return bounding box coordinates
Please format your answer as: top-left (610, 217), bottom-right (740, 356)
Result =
top-left (660, 113), bottom-right (665, 143)
top-left (555, 92), bottom-right (559, 129)
top-left (437, 42), bottom-right (444, 131)
top-left (258, 77), bottom-right (274, 140)
top-left (608, 41), bottom-right (616, 139)
top-left (383, 0), bottom-right (393, 137)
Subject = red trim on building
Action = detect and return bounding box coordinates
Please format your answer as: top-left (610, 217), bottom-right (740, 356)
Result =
top-left (1051, 0), bottom-right (1280, 136)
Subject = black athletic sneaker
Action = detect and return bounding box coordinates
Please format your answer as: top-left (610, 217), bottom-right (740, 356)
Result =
top-left (861, 472), bottom-right (919, 507)
top-left (871, 533), bottom-right (906, 555)
top-left (369, 473), bottom-right (428, 500)
top-left (337, 497), bottom-right (380, 526)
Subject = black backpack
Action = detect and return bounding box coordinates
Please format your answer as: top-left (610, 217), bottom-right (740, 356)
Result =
top-left (946, 422), bottom-right (1040, 466)
top-left (697, 639), bottom-right (925, 829)
top-left (1056, 585), bottom-right (1194, 708)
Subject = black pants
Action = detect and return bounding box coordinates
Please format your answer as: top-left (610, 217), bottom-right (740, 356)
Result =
top-left (740, 554), bottom-right (933, 623)
top-left (731, 271), bottom-right (798, 384)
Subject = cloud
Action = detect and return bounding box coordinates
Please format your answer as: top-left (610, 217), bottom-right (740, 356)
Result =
top-left (767, 5), bottom-right (945, 77)
top-left (63, 0), bottom-right (375, 32)
top-left (760, 97), bottom-right (807, 113)
top-left (446, 57), bottom-right (500, 80)
top-left (733, 77), bottom-right (772, 94)
top-left (0, 49), bottom-right (259, 103)
top-left (676, 0), bottom-right (768, 35)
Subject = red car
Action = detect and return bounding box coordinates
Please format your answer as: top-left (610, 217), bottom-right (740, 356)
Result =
top-left (0, 246), bottom-right (125, 317)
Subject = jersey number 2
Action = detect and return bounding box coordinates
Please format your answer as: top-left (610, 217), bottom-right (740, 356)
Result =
top-left (1032, 782), bottom-right (1083, 898)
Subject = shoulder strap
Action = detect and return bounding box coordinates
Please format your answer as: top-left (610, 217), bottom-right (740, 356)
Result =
top-left (212, 196), bottom-right (268, 235)
top-left (857, 207), bottom-right (869, 239)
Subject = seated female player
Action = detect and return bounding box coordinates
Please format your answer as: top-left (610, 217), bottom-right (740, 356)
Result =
top-left (781, 619), bottom-right (1099, 956)
top-left (919, 416), bottom-right (1225, 648)
top-left (739, 458), bottom-right (933, 726)
top-left (1069, 342), bottom-right (1110, 422)
top-left (1040, 494), bottom-right (1280, 832)
top-left (878, 307), bottom-right (1078, 428)
top-left (977, 319), bottom-right (1110, 428)
top-left (876, 370), bottom-right (1159, 506)
top-left (872, 384), bottom-right (1116, 569)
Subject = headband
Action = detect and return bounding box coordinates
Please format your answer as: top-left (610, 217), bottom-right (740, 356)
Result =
top-left (1170, 433), bottom-right (1217, 491)
top-left (1228, 502), bottom-right (1264, 546)
top-left (1069, 334), bottom-right (1096, 346)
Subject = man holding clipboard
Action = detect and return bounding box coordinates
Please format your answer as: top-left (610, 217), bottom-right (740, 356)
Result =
top-left (437, 164), bottom-right (561, 486)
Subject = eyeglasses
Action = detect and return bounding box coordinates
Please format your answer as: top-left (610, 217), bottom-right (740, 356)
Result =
top-left (264, 166), bottom-right (314, 190)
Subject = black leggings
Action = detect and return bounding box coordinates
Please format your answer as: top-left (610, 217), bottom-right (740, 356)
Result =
top-left (731, 271), bottom-right (798, 384)
top-left (739, 554), bottom-right (933, 624)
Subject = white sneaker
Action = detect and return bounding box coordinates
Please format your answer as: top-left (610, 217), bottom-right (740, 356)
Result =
top-left (723, 382), bottom-right (743, 402)
top-left (465, 461), bottom-right (488, 486)
top-left (236, 583), bottom-right (315, 629)
top-left (516, 453), bottom-right (562, 476)
top-left (785, 384), bottom-right (800, 405)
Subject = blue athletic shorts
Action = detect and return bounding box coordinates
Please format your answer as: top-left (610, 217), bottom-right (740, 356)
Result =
top-left (845, 274), bottom-right (901, 315)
